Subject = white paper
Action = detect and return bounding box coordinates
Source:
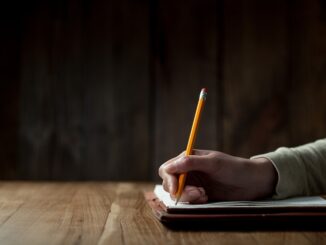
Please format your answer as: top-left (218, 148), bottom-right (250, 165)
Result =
top-left (154, 185), bottom-right (326, 209)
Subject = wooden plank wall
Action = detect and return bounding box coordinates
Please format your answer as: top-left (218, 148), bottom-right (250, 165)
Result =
top-left (152, 0), bottom-right (218, 178)
top-left (19, 0), bottom-right (150, 180)
top-left (1, 0), bottom-right (326, 180)
top-left (0, 3), bottom-right (24, 179)
top-left (223, 0), bottom-right (291, 156)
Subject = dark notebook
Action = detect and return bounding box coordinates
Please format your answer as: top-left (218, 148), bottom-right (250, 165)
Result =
top-left (145, 185), bottom-right (326, 230)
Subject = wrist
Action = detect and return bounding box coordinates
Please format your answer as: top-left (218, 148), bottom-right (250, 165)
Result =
top-left (251, 157), bottom-right (278, 199)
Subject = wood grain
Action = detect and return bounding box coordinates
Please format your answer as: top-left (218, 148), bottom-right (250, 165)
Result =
top-left (0, 182), bottom-right (324, 245)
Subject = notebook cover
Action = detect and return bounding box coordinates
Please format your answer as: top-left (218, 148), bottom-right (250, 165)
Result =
top-left (145, 192), bottom-right (326, 230)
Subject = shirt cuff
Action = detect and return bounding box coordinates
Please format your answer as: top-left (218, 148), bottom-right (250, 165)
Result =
top-left (251, 147), bottom-right (308, 199)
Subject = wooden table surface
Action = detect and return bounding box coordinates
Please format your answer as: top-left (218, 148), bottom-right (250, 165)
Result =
top-left (0, 182), bottom-right (324, 245)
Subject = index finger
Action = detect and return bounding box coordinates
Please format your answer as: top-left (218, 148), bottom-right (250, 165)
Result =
top-left (158, 152), bottom-right (186, 194)
top-left (158, 151), bottom-right (185, 178)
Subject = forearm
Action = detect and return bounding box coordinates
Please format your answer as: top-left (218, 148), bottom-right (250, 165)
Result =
top-left (252, 139), bottom-right (326, 199)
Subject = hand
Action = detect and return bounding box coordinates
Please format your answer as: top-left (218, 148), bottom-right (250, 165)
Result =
top-left (158, 150), bottom-right (277, 204)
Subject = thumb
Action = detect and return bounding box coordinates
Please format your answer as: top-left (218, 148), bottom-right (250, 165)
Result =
top-left (165, 155), bottom-right (212, 174)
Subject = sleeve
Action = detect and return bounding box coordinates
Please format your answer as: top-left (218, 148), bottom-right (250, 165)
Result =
top-left (251, 139), bottom-right (326, 199)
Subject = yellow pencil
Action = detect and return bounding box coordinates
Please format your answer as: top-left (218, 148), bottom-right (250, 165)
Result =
top-left (175, 88), bottom-right (207, 205)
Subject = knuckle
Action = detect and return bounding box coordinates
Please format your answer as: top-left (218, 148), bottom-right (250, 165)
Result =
top-left (182, 156), bottom-right (193, 167)
top-left (212, 151), bottom-right (222, 161)
top-left (213, 151), bottom-right (222, 157)
top-left (159, 162), bottom-right (171, 176)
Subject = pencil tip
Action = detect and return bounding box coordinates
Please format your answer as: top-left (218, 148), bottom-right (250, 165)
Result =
top-left (175, 197), bottom-right (180, 205)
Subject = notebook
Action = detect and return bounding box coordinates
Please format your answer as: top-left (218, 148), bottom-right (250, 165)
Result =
top-left (145, 185), bottom-right (326, 229)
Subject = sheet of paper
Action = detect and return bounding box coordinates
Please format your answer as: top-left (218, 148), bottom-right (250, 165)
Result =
top-left (154, 185), bottom-right (326, 209)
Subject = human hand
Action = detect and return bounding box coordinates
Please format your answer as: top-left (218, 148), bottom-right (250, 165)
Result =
top-left (158, 150), bottom-right (277, 204)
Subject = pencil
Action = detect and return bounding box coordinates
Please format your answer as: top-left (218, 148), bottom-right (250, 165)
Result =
top-left (175, 88), bottom-right (207, 205)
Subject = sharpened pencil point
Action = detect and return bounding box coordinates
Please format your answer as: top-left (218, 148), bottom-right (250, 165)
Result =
top-left (175, 196), bottom-right (181, 205)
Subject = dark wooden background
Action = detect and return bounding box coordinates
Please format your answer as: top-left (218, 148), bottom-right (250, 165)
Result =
top-left (1, 0), bottom-right (326, 181)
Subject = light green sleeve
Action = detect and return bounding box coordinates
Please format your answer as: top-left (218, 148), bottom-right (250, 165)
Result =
top-left (251, 139), bottom-right (326, 199)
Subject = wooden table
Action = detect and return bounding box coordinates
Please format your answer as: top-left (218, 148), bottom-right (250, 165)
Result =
top-left (0, 182), bottom-right (324, 244)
